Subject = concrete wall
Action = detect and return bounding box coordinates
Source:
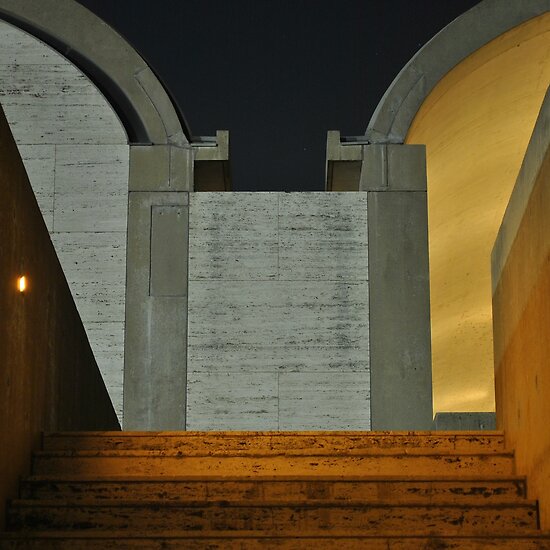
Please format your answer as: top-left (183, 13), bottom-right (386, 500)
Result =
top-left (0, 104), bottom-right (119, 529)
top-left (0, 19), bottom-right (129, 421)
top-left (360, 145), bottom-right (433, 430)
top-left (492, 87), bottom-right (550, 528)
top-left (187, 193), bottom-right (370, 430)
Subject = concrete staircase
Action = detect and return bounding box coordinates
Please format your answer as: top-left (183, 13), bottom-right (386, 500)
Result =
top-left (2, 431), bottom-right (550, 548)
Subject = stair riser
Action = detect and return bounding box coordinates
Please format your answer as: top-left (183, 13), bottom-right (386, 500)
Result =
top-left (8, 504), bottom-right (537, 534)
top-left (42, 434), bottom-right (506, 453)
top-left (20, 479), bottom-right (527, 504)
top-left (32, 455), bottom-right (515, 477)
top-left (2, 537), bottom-right (550, 550)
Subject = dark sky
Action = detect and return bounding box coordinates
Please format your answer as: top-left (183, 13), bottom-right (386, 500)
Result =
top-left (77, 0), bottom-right (480, 191)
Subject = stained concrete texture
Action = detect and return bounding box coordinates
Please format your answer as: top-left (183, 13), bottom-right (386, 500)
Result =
top-left (433, 413), bottom-right (496, 431)
top-left (124, 192), bottom-right (189, 431)
top-left (5, 431), bottom-right (549, 546)
top-left (367, 190), bottom-right (432, 430)
top-left (187, 192), bottom-right (370, 431)
top-left (0, 0), bottom-right (188, 145)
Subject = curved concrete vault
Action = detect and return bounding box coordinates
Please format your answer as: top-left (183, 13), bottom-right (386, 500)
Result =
top-left (367, 0), bottom-right (550, 416)
top-left (407, 11), bottom-right (550, 414)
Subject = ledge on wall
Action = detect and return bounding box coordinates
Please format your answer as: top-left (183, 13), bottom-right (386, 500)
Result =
top-left (192, 130), bottom-right (231, 191)
top-left (325, 130), bottom-right (369, 192)
top-left (433, 412), bottom-right (497, 431)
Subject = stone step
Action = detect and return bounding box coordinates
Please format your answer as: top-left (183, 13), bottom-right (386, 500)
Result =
top-left (31, 450), bottom-right (516, 477)
top-left (6, 500), bottom-right (538, 534)
top-left (20, 475), bottom-right (527, 504)
top-left (2, 533), bottom-right (550, 550)
top-left (42, 431), bottom-right (507, 453)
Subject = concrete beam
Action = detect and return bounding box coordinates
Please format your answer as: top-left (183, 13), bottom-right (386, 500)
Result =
top-left (129, 145), bottom-right (193, 192)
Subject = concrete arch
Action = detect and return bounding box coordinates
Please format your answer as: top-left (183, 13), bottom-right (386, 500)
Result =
top-left (362, 0), bottom-right (550, 424)
top-left (366, 0), bottom-right (550, 143)
top-left (0, 0), bottom-right (188, 145)
top-left (0, 1), bottom-right (230, 430)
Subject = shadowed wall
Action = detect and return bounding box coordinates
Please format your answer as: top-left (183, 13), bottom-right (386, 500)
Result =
top-left (0, 105), bottom-right (119, 528)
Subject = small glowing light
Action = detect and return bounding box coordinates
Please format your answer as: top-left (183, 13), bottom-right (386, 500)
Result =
top-left (18, 276), bottom-right (26, 293)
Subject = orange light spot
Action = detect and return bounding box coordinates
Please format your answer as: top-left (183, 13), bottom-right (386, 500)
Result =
top-left (18, 276), bottom-right (26, 293)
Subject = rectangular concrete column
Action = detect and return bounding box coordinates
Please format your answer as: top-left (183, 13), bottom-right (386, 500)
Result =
top-left (360, 144), bottom-right (433, 429)
top-left (124, 145), bottom-right (191, 430)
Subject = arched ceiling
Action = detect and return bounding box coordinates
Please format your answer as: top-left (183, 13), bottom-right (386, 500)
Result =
top-left (406, 12), bottom-right (550, 414)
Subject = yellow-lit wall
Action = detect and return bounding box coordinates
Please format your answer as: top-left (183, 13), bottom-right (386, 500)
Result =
top-left (406, 13), bottom-right (550, 414)
top-left (493, 141), bottom-right (550, 529)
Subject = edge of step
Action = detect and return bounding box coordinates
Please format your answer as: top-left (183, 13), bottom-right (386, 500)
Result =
top-left (31, 449), bottom-right (515, 458)
top-left (2, 530), bottom-right (549, 540)
top-left (43, 431), bottom-right (506, 437)
top-left (8, 498), bottom-right (539, 509)
top-left (21, 474), bottom-right (527, 482)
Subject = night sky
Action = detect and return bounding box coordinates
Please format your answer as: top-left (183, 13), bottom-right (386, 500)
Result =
top-left (77, 0), bottom-right (480, 191)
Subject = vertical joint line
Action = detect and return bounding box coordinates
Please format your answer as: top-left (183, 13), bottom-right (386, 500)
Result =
top-left (383, 144), bottom-right (389, 190)
top-left (277, 194), bottom-right (280, 280)
top-left (367, 193), bottom-right (373, 430)
top-left (185, 193), bottom-right (191, 430)
top-left (277, 372), bottom-right (280, 430)
top-left (52, 144), bottom-right (57, 232)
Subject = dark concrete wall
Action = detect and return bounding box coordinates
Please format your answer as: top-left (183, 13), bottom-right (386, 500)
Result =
top-left (492, 89), bottom-right (550, 529)
top-left (0, 105), bottom-right (120, 528)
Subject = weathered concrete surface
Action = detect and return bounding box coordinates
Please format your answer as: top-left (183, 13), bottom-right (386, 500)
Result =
top-left (0, 0), bottom-right (188, 145)
top-left (187, 193), bottom-right (370, 431)
top-left (4, 430), bottom-right (548, 548)
top-left (4, 430), bottom-right (547, 546)
top-left (0, 105), bottom-right (119, 529)
top-left (21, 477), bottom-right (525, 505)
top-left (434, 413), bottom-right (496, 431)
top-left (32, 450), bottom-right (515, 477)
top-left (492, 87), bottom-right (550, 529)
top-left (324, 142), bottom-right (433, 429)
top-left (3, 534), bottom-right (550, 549)
top-left (361, 145), bottom-right (432, 429)
top-left (41, 431), bottom-right (507, 453)
top-left (8, 500), bottom-right (536, 534)
top-left (0, 18), bottom-right (130, 421)
top-left (124, 192), bottom-right (189, 431)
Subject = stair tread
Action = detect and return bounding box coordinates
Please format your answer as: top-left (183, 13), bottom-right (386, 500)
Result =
top-left (23, 474), bottom-right (527, 481)
top-left (9, 430), bottom-right (544, 543)
top-left (3, 530), bottom-right (550, 539)
top-left (11, 498), bottom-right (538, 508)
top-left (44, 430), bottom-right (506, 437)
top-left (34, 449), bottom-right (514, 457)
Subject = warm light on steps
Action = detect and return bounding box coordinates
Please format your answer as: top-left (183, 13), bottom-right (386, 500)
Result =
top-left (3, 431), bottom-right (550, 547)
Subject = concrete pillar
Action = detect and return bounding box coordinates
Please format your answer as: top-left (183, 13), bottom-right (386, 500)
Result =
top-left (360, 144), bottom-right (433, 429)
top-left (124, 144), bottom-right (192, 430)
